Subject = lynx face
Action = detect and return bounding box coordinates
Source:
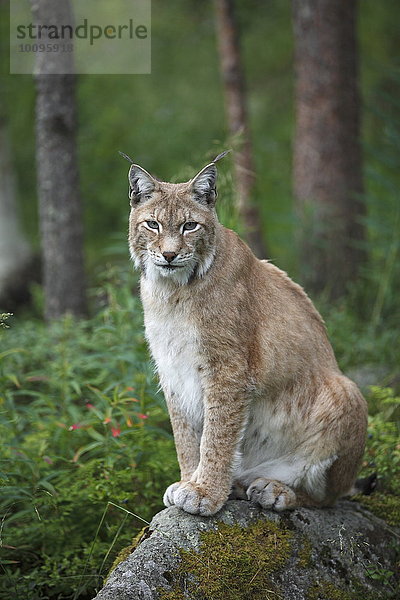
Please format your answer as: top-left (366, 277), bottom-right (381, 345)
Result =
top-left (128, 163), bottom-right (219, 285)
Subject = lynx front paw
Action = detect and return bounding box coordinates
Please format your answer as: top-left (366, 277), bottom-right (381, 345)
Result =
top-left (247, 478), bottom-right (297, 511)
top-left (163, 481), bottom-right (226, 516)
top-left (163, 482), bottom-right (182, 507)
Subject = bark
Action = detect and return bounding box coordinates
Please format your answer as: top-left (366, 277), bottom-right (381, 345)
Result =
top-left (0, 111), bottom-right (35, 309)
top-left (292, 0), bottom-right (365, 297)
top-left (31, 0), bottom-right (86, 319)
top-left (0, 0), bottom-right (35, 308)
top-left (214, 0), bottom-right (267, 258)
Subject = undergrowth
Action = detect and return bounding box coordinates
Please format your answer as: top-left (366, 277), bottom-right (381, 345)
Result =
top-left (0, 269), bottom-right (178, 599)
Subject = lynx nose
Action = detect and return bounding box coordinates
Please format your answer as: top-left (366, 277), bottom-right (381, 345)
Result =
top-left (162, 251), bottom-right (177, 263)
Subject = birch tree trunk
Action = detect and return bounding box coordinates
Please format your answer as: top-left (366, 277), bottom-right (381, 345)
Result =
top-left (292, 0), bottom-right (365, 297)
top-left (31, 0), bottom-right (87, 319)
top-left (214, 0), bottom-right (267, 258)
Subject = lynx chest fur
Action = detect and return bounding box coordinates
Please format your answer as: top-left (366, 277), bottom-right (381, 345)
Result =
top-left (126, 151), bottom-right (367, 516)
top-left (141, 281), bottom-right (204, 433)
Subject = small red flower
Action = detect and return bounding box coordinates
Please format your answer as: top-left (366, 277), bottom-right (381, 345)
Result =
top-left (69, 423), bottom-right (82, 430)
top-left (103, 417), bottom-right (111, 424)
top-left (137, 413), bottom-right (148, 420)
top-left (126, 386), bottom-right (134, 391)
top-left (86, 403), bottom-right (95, 410)
top-left (111, 426), bottom-right (121, 437)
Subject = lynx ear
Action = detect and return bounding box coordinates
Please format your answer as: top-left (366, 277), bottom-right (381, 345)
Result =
top-left (128, 164), bottom-right (157, 205)
top-left (190, 150), bottom-right (230, 206)
top-left (190, 163), bottom-right (217, 205)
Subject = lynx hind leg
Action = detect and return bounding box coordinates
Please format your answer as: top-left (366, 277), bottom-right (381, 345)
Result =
top-left (321, 376), bottom-right (368, 502)
top-left (247, 478), bottom-right (322, 511)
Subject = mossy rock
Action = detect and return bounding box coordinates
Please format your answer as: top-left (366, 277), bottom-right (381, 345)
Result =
top-left (160, 519), bottom-right (292, 599)
top-left (93, 500), bottom-right (399, 600)
top-left (104, 526), bottom-right (151, 585)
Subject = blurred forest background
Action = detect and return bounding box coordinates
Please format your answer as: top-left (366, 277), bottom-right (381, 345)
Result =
top-left (1, 1), bottom-right (400, 599)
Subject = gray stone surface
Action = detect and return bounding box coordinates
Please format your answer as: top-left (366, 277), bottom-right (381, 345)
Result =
top-left (92, 500), bottom-right (398, 600)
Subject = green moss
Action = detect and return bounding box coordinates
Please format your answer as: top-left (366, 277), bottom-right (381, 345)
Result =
top-left (354, 492), bottom-right (400, 527)
top-left (159, 519), bottom-right (293, 600)
top-left (308, 573), bottom-right (396, 600)
top-left (297, 536), bottom-right (313, 568)
top-left (159, 587), bottom-right (185, 600)
top-left (307, 580), bottom-right (355, 600)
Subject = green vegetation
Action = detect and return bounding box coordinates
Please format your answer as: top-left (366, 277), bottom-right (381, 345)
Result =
top-left (1, 271), bottom-right (399, 599)
top-left (0, 237), bottom-right (398, 600)
top-left (359, 387), bottom-right (400, 496)
top-left (0, 270), bottom-right (179, 599)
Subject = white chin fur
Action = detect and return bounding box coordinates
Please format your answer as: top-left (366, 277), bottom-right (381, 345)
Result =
top-left (145, 259), bottom-right (194, 285)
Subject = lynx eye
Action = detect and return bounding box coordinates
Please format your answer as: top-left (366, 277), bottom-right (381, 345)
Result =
top-left (146, 220), bottom-right (159, 230)
top-left (183, 222), bottom-right (199, 232)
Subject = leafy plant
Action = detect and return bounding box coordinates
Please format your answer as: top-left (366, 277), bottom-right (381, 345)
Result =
top-left (356, 386), bottom-right (400, 495)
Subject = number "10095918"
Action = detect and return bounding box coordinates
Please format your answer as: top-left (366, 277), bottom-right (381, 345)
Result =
top-left (18, 43), bottom-right (73, 53)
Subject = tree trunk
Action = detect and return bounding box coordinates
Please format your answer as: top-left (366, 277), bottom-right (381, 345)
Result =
top-left (292, 0), bottom-right (365, 297)
top-left (31, 0), bottom-right (87, 320)
top-left (0, 0), bottom-right (35, 309)
top-left (0, 112), bottom-right (35, 309)
top-left (214, 0), bottom-right (267, 258)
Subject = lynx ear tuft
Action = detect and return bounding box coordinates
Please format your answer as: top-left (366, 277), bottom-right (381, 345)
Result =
top-left (118, 150), bottom-right (134, 164)
top-left (128, 164), bottom-right (157, 205)
top-left (212, 149), bottom-right (231, 163)
top-left (190, 163), bottom-right (217, 206)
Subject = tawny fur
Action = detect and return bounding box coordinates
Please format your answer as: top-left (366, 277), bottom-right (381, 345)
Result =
top-left (126, 158), bottom-right (367, 516)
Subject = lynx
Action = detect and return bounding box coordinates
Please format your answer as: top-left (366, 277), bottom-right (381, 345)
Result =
top-left (125, 151), bottom-right (368, 516)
